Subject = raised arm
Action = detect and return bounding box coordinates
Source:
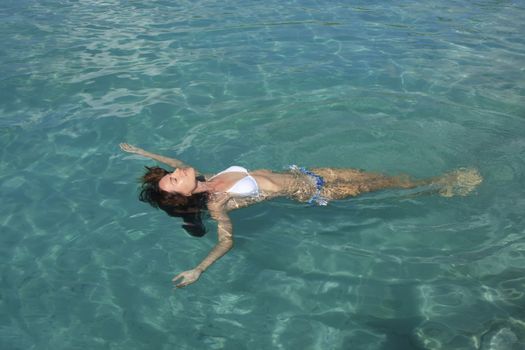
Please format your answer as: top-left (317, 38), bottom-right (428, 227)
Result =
top-left (119, 143), bottom-right (191, 169)
top-left (172, 196), bottom-right (234, 288)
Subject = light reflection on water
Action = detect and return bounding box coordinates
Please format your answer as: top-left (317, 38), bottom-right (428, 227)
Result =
top-left (1, 0), bottom-right (524, 349)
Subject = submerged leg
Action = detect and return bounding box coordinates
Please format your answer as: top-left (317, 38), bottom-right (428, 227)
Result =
top-left (434, 167), bottom-right (483, 197)
top-left (312, 167), bottom-right (482, 200)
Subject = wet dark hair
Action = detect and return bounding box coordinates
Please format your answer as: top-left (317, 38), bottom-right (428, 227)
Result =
top-left (139, 166), bottom-right (208, 237)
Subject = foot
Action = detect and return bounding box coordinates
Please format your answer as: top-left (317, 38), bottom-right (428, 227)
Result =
top-left (438, 168), bottom-right (483, 197)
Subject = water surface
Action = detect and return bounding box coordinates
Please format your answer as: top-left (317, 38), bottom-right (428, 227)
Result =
top-left (1, 1), bottom-right (524, 349)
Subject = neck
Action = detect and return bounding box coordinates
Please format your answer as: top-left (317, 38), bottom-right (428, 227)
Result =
top-left (193, 180), bottom-right (215, 194)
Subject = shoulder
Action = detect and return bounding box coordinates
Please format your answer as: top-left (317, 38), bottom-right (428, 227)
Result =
top-left (207, 165), bottom-right (249, 180)
top-left (206, 193), bottom-right (231, 212)
top-left (223, 165), bottom-right (249, 173)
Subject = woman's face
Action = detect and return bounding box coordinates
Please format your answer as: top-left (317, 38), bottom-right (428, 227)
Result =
top-left (158, 167), bottom-right (197, 196)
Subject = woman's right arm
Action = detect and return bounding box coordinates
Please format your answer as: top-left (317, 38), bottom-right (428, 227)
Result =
top-left (119, 143), bottom-right (191, 169)
top-left (172, 195), bottom-right (234, 288)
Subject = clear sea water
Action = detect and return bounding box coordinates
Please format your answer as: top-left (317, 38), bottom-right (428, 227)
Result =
top-left (1, 1), bottom-right (524, 349)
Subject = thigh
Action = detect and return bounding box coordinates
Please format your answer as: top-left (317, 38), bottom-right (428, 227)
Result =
top-left (311, 167), bottom-right (387, 183)
top-left (313, 167), bottom-right (406, 200)
top-left (321, 182), bottom-right (362, 200)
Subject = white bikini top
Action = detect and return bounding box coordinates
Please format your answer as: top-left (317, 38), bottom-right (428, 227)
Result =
top-left (210, 166), bottom-right (260, 197)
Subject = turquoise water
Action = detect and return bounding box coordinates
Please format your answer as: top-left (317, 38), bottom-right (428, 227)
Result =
top-left (1, 0), bottom-right (524, 349)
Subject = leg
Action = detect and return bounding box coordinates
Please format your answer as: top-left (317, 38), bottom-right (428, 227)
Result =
top-left (311, 168), bottom-right (424, 200)
top-left (312, 167), bottom-right (482, 200)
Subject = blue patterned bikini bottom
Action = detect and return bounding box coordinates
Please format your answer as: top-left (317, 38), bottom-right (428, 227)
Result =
top-left (289, 165), bottom-right (328, 206)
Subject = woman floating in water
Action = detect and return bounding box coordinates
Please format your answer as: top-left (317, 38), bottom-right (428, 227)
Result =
top-left (120, 143), bottom-right (482, 288)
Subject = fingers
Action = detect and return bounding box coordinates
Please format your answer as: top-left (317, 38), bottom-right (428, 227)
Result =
top-left (173, 272), bottom-right (190, 288)
top-left (172, 272), bottom-right (197, 288)
top-left (119, 143), bottom-right (137, 151)
top-left (172, 273), bottom-right (184, 283)
top-left (172, 274), bottom-right (186, 288)
top-left (175, 276), bottom-right (191, 288)
top-left (172, 269), bottom-right (201, 289)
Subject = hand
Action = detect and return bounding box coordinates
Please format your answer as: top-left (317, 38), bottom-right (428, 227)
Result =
top-left (172, 268), bottom-right (202, 288)
top-left (119, 143), bottom-right (145, 155)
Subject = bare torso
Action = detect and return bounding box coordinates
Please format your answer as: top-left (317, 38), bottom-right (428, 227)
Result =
top-left (205, 168), bottom-right (320, 211)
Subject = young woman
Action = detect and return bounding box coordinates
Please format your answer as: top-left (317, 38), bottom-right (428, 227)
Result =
top-left (120, 143), bottom-right (482, 288)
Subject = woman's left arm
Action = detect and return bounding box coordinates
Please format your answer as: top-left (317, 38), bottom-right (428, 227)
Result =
top-left (172, 197), bottom-right (233, 288)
